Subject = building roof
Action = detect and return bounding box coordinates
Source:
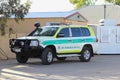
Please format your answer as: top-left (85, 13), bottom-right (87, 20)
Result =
top-left (24, 11), bottom-right (78, 18)
top-left (10, 10), bottom-right (88, 22)
top-left (78, 5), bottom-right (120, 24)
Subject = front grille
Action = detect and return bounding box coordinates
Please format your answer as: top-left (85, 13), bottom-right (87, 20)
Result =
top-left (12, 39), bottom-right (31, 47)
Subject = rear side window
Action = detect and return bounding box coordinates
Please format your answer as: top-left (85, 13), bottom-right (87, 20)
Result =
top-left (71, 28), bottom-right (82, 37)
top-left (81, 28), bottom-right (90, 36)
top-left (71, 27), bottom-right (90, 37)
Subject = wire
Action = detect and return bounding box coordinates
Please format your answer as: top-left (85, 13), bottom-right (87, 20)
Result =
top-left (0, 48), bottom-right (8, 60)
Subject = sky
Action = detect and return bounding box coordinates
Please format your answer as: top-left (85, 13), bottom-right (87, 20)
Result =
top-left (28, 0), bottom-right (74, 12)
top-left (22, 0), bottom-right (105, 12)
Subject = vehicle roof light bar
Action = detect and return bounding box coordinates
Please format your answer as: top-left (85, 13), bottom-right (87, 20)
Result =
top-left (47, 22), bottom-right (72, 26)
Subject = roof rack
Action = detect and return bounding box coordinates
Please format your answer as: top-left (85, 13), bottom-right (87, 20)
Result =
top-left (47, 22), bottom-right (72, 26)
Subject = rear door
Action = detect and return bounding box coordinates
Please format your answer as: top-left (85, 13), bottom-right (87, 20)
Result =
top-left (70, 27), bottom-right (92, 53)
top-left (70, 27), bottom-right (83, 53)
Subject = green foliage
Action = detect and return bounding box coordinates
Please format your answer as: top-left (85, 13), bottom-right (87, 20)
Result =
top-left (115, 0), bottom-right (120, 5)
top-left (0, 15), bottom-right (7, 36)
top-left (106, 0), bottom-right (120, 5)
top-left (69, 0), bottom-right (96, 8)
top-left (0, 0), bottom-right (31, 36)
top-left (70, 0), bottom-right (120, 9)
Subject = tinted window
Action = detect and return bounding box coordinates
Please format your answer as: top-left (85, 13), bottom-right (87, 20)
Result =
top-left (71, 28), bottom-right (82, 37)
top-left (81, 28), bottom-right (90, 36)
top-left (58, 28), bottom-right (69, 37)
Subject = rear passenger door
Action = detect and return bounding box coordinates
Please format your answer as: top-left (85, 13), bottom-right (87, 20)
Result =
top-left (70, 27), bottom-right (91, 52)
top-left (70, 28), bottom-right (83, 52)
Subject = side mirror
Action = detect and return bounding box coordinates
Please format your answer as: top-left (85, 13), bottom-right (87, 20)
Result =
top-left (34, 22), bottom-right (40, 28)
top-left (57, 33), bottom-right (64, 38)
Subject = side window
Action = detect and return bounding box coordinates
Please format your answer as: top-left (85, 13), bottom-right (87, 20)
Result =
top-left (81, 28), bottom-right (90, 36)
top-left (71, 28), bottom-right (82, 37)
top-left (58, 28), bottom-right (70, 37)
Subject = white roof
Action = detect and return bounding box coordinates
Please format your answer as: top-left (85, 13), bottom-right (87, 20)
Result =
top-left (11, 11), bottom-right (77, 18)
top-left (10, 10), bottom-right (87, 22)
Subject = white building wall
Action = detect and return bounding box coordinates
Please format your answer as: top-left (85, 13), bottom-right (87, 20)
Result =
top-left (96, 26), bottom-right (120, 54)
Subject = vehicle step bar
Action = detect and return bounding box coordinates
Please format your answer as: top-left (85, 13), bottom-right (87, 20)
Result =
top-left (57, 54), bottom-right (81, 57)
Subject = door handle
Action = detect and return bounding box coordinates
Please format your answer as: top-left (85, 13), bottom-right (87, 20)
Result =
top-left (68, 39), bottom-right (72, 42)
top-left (82, 39), bottom-right (85, 42)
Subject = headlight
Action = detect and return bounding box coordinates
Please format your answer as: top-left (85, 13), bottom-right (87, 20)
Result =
top-left (20, 41), bottom-right (24, 46)
top-left (11, 40), bottom-right (16, 45)
top-left (30, 41), bottom-right (39, 46)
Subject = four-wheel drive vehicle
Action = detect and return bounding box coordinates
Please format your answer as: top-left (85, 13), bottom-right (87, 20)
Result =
top-left (9, 23), bottom-right (98, 65)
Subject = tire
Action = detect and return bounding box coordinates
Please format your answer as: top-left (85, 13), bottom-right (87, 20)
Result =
top-left (16, 54), bottom-right (28, 63)
top-left (41, 48), bottom-right (53, 65)
top-left (56, 57), bottom-right (66, 61)
top-left (79, 46), bottom-right (92, 62)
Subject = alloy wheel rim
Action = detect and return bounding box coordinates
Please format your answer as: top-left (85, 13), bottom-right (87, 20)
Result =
top-left (84, 50), bottom-right (90, 60)
top-left (47, 52), bottom-right (53, 63)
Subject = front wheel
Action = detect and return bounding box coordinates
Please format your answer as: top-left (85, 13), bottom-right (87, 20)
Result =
top-left (16, 54), bottom-right (28, 63)
top-left (41, 48), bottom-right (53, 65)
top-left (79, 47), bottom-right (92, 62)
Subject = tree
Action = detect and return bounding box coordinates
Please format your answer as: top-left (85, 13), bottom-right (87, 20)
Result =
top-left (106, 0), bottom-right (120, 5)
top-left (69, 0), bottom-right (97, 8)
top-left (0, 0), bottom-right (31, 35)
top-left (70, 0), bottom-right (120, 8)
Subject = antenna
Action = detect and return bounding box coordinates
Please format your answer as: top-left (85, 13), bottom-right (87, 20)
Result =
top-left (103, 0), bottom-right (106, 19)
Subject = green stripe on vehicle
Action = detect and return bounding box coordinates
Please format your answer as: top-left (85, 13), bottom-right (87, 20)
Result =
top-left (42, 38), bottom-right (96, 46)
top-left (42, 40), bottom-right (69, 45)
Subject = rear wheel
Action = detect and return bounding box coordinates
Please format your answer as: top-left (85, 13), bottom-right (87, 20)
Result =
top-left (41, 48), bottom-right (53, 65)
top-left (16, 54), bottom-right (28, 63)
top-left (79, 47), bottom-right (92, 62)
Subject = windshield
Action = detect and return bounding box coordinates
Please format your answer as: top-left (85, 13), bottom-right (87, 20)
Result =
top-left (29, 27), bottom-right (59, 36)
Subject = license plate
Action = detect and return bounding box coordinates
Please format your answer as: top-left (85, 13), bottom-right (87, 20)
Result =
top-left (14, 48), bottom-right (21, 52)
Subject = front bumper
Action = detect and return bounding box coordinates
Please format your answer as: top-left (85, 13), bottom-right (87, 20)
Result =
top-left (11, 46), bottom-right (43, 53)
top-left (9, 39), bottom-right (43, 57)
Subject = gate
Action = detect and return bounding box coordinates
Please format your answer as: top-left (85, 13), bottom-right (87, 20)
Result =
top-left (96, 26), bottom-right (120, 54)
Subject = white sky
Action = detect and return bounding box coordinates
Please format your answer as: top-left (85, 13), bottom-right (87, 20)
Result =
top-left (29, 0), bottom-right (74, 12)
top-left (22, 0), bottom-right (105, 12)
